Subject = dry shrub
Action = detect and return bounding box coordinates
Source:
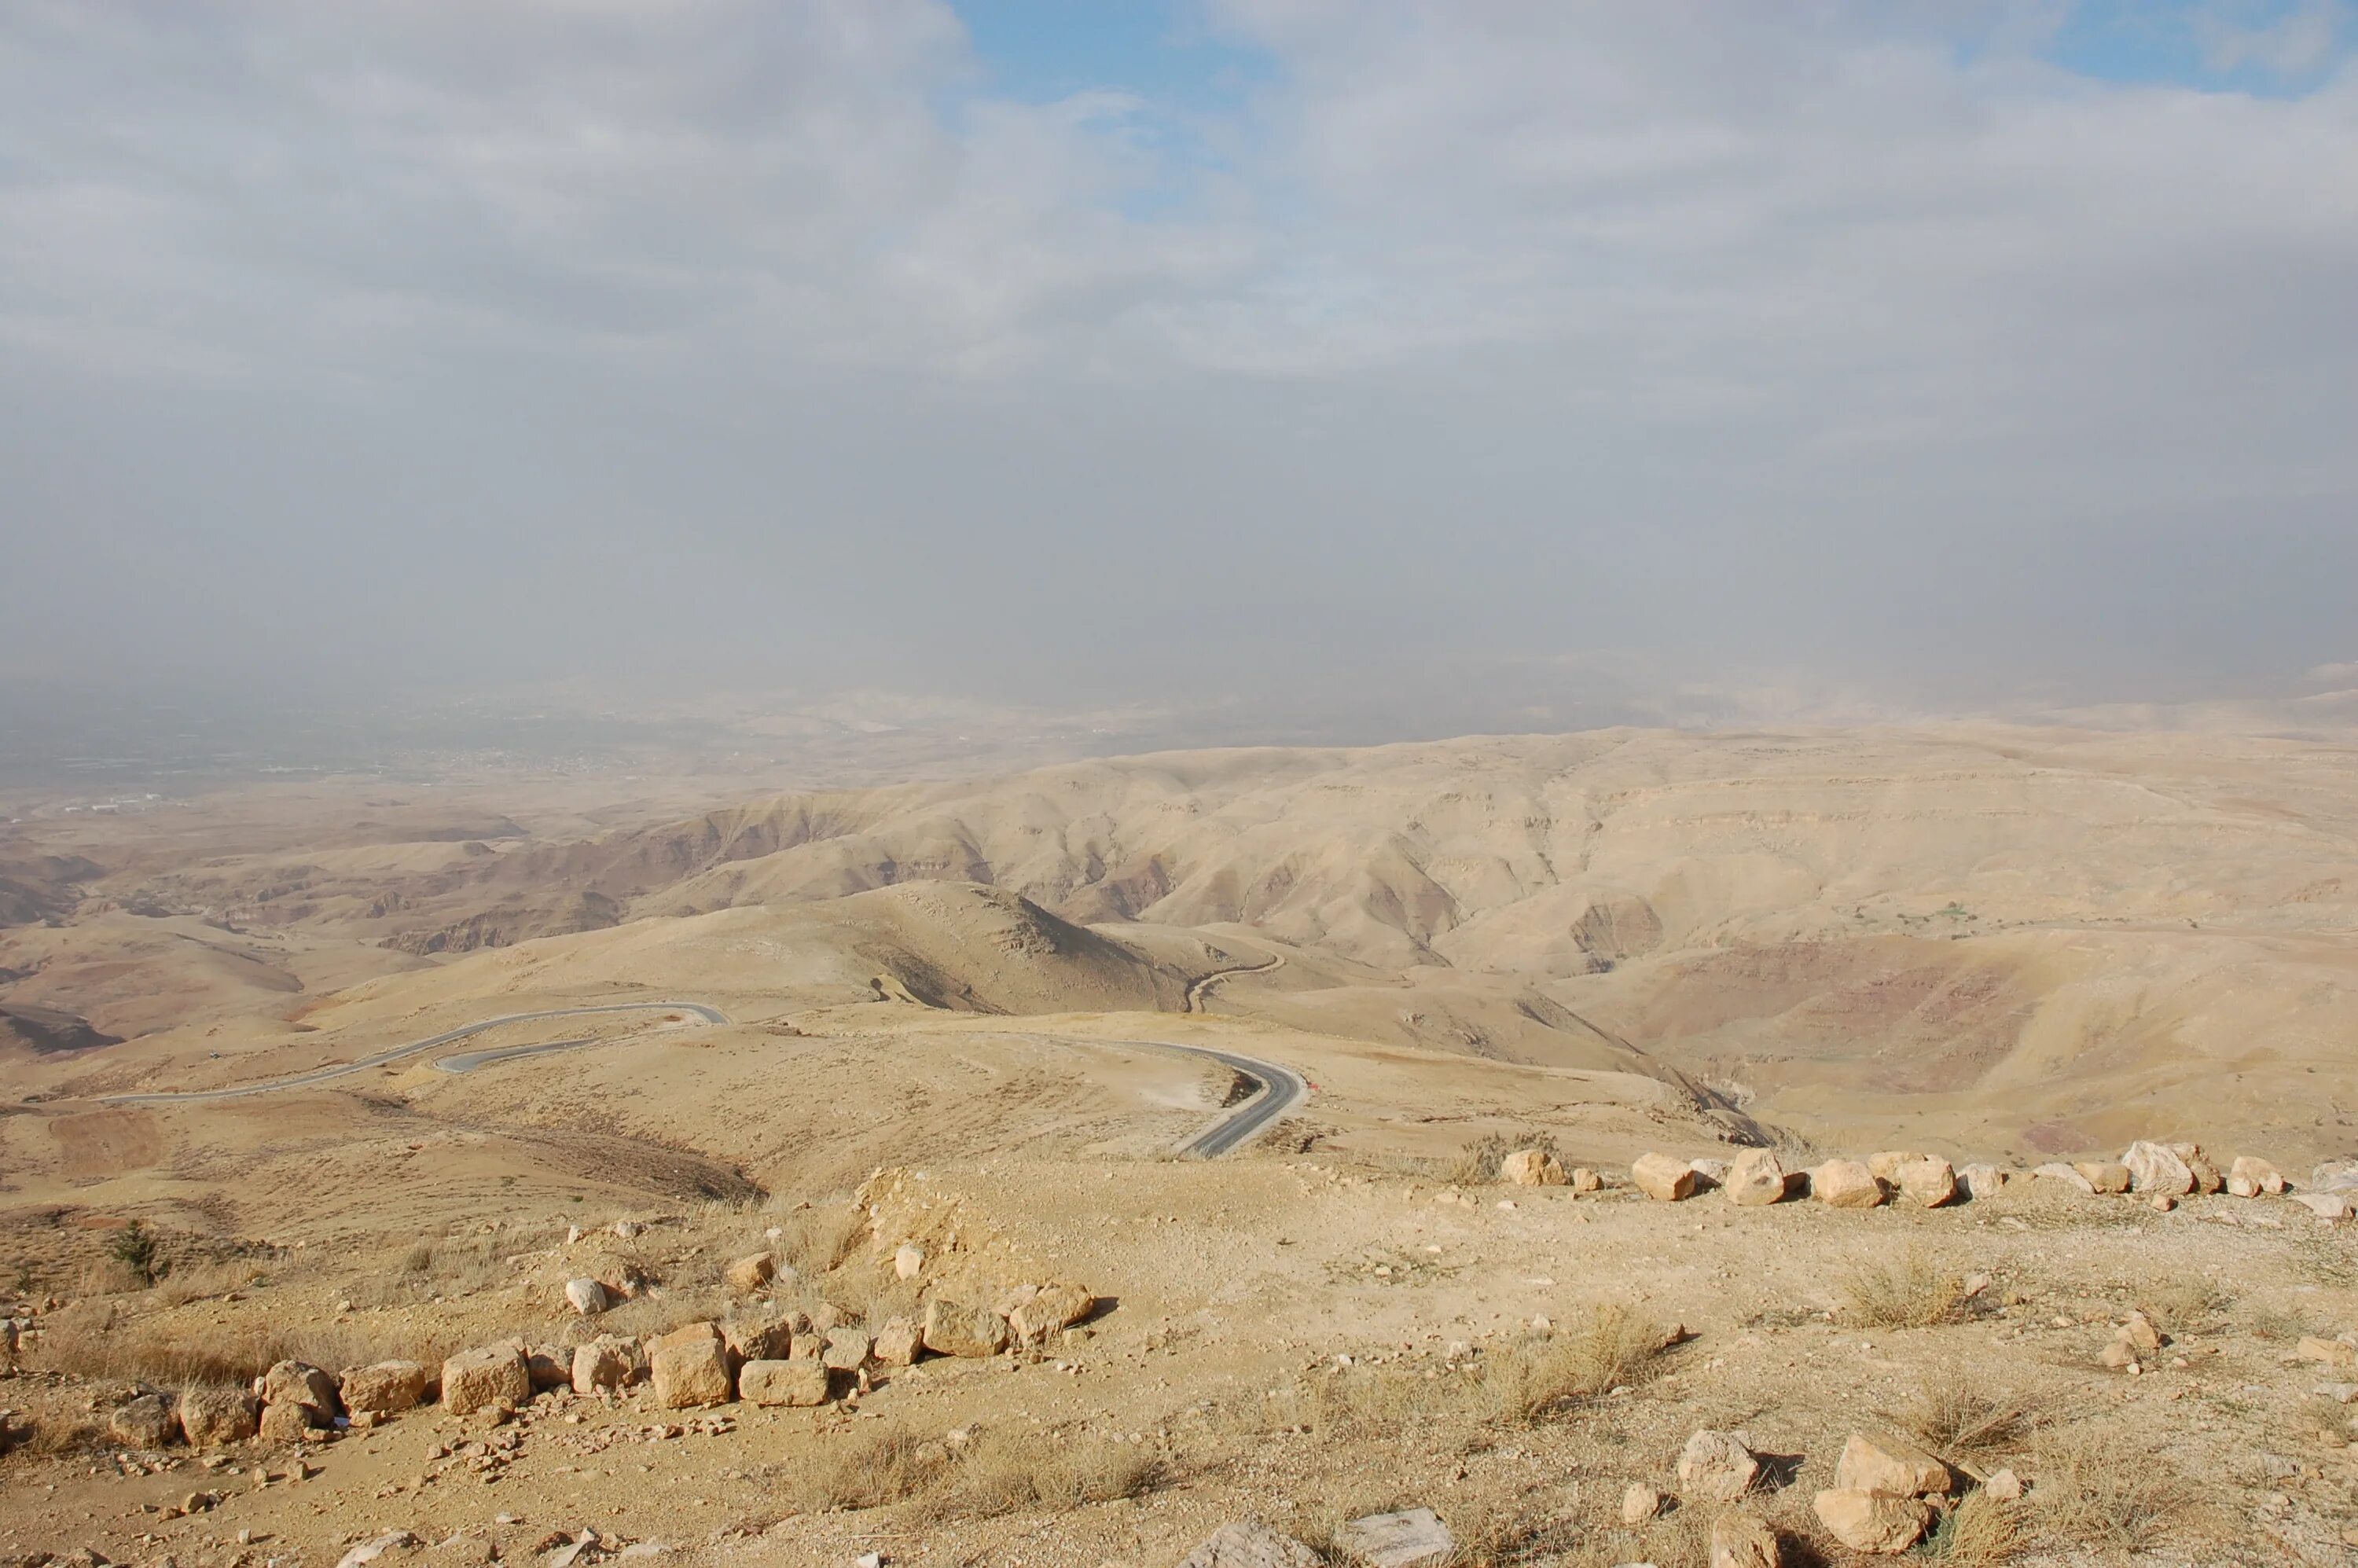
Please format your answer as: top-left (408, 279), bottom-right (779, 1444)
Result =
top-left (149, 1258), bottom-right (271, 1309)
top-left (1886, 1369), bottom-right (2034, 1461)
top-left (1926, 1490), bottom-right (2024, 1566)
top-left (31, 1309), bottom-right (455, 1387)
top-left (1287, 1365), bottom-right (1467, 1441)
top-left (341, 1235), bottom-right (509, 1309)
top-left (1837, 1250), bottom-right (1969, 1329)
top-left (2136, 1276), bottom-right (2235, 1338)
top-left (820, 1267), bottom-right (920, 1331)
top-left (2026, 1419), bottom-right (2202, 1551)
top-left (773, 1206), bottom-right (868, 1276)
top-left (931, 1428), bottom-right (1159, 1518)
top-left (786, 1423), bottom-right (952, 1514)
top-left (598, 1287), bottom-right (733, 1341)
top-left (1447, 1129), bottom-right (1562, 1187)
top-left (1481, 1304), bottom-right (1666, 1424)
top-left (1446, 1500), bottom-right (1589, 1568)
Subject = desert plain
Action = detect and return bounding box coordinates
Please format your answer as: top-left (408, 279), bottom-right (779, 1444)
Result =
top-left (4, 724), bottom-right (2357, 1567)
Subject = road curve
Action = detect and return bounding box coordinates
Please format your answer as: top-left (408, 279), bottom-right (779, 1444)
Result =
top-left (1080, 1037), bottom-right (1308, 1157)
top-left (99, 1001), bottom-right (728, 1105)
top-left (98, 998), bottom-right (1306, 1158)
top-left (1183, 951), bottom-right (1286, 1012)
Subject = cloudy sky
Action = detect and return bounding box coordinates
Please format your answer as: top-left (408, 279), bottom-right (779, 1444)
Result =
top-left (2, 1), bottom-right (2353, 729)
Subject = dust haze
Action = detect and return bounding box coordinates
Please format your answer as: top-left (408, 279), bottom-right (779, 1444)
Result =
top-left (7, 6), bottom-right (2358, 1566)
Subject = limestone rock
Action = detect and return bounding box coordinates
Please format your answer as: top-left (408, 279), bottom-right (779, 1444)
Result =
top-left (1500, 1149), bottom-right (1568, 1187)
top-left (1335, 1508), bottom-right (1452, 1568)
top-left (336, 1532), bottom-right (421, 1568)
top-left (1984, 1467), bottom-right (2023, 1500)
top-left (1009, 1280), bottom-right (1096, 1342)
top-left (527, 1345), bottom-right (571, 1391)
top-left (1835, 1432), bottom-right (1950, 1496)
top-left (1677, 1429), bottom-right (1758, 1500)
top-left (175, 1386), bottom-right (259, 1446)
top-left (564, 1278), bottom-right (609, 1316)
top-left (2290, 1192), bottom-right (2354, 1222)
top-left (1631, 1153), bottom-right (1699, 1203)
top-left (738, 1358), bottom-right (830, 1407)
top-left (872, 1317), bottom-right (923, 1367)
top-left (650, 1323), bottom-right (735, 1408)
top-left (1957, 1163), bottom-right (2007, 1200)
top-left (571, 1336), bottom-right (645, 1394)
top-left (1813, 1489), bottom-right (1930, 1552)
top-left (2121, 1141), bottom-right (2194, 1195)
top-left (1812, 1159), bottom-right (1886, 1208)
top-left (2313, 1159), bottom-right (2358, 1193)
top-left (1174, 1522), bottom-right (1320, 1568)
top-left (2297, 1337), bottom-right (2358, 1369)
top-left (1688, 1157), bottom-right (1731, 1188)
top-left (894, 1243), bottom-right (924, 1280)
top-left (258, 1399), bottom-right (319, 1442)
top-left (2187, 1157), bottom-right (2224, 1195)
top-left (1708, 1510), bottom-right (1780, 1568)
top-left (1893, 1157), bottom-right (1957, 1208)
top-left (2099, 1339), bottom-right (2139, 1370)
top-left (2119, 1311), bottom-right (2165, 1353)
top-left (2074, 1161), bottom-right (2132, 1194)
top-left (722, 1308), bottom-right (795, 1365)
top-left (441, 1343), bottom-right (532, 1417)
top-left (109, 1393), bottom-right (176, 1449)
top-left (1867, 1151), bottom-right (1926, 1181)
top-left (723, 1252), bottom-right (777, 1294)
top-left (923, 1298), bottom-right (1009, 1358)
top-left (2229, 1155), bottom-right (2284, 1196)
top-left (822, 1327), bottom-right (872, 1372)
top-left (1724, 1148), bottom-right (1787, 1206)
top-left (1568, 1167), bottom-right (1602, 1193)
top-left (1620, 1482), bottom-right (1662, 1524)
top-left (262, 1361), bottom-right (340, 1418)
top-left (2032, 1162), bottom-right (2096, 1195)
top-left (338, 1361), bottom-right (430, 1416)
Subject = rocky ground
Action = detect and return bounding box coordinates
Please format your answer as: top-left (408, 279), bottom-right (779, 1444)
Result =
top-left (6, 1134), bottom-right (2357, 1568)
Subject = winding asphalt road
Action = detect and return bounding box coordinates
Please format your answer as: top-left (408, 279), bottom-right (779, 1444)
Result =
top-left (98, 994), bottom-right (1308, 1155)
top-left (98, 1001), bottom-right (728, 1105)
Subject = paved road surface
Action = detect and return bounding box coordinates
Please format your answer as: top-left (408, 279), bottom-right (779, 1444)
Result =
top-left (100, 997), bottom-right (1308, 1156)
top-left (100, 1002), bottom-right (728, 1105)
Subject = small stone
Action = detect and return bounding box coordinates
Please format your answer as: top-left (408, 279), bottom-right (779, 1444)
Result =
top-left (1813, 1489), bottom-right (1930, 1552)
top-left (1834, 1432), bottom-right (1950, 1496)
top-left (2032, 1162), bottom-right (2096, 1195)
top-left (1500, 1149), bottom-right (1569, 1187)
top-left (2289, 1192), bottom-right (2354, 1223)
top-left (1621, 1482), bottom-right (1662, 1524)
top-left (871, 1318), bottom-right (922, 1367)
top-left (2121, 1140), bottom-right (2195, 1195)
top-left (564, 1279), bottom-right (608, 1316)
top-left (893, 1243), bottom-right (924, 1280)
top-left (1567, 1166), bottom-right (1601, 1192)
top-left (1957, 1163), bottom-right (2007, 1200)
top-left (2297, 1337), bottom-right (2357, 1369)
top-left (737, 1359), bottom-right (828, 1407)
top-left (1724, 1148), bottom-right (1787, 1207)
top-left (723, 1252), bottom-right (777, 1294)
top-left (338, 1362), bottom-right (431, 1417)
top-left (1811, 1159), bottom-right (1886, 1208)
top-left (2073, 1162), bottom-right (2132, 1194)
top-left (1707, 1510), bottom-right (1780, 1568)
top-left (1631, 1153), bottom-right (1699, 1203)
top-left (921, 1298), bottom-right (1008, 1359)
top-left (2119, 1311), bottom-right (2164, 1353)
top-left (1893, 1157), bottom-right (1957, 1208)
top-left (1983, 1467), bottom-right (2023, 1500)
top-left (1677, 1429), bottom-right (1758, 1500)
top-left (1173, 1522), bottom-right (1320, 1568)
top-left (440, 1344), bottom-right (531, 1417)
top-left (1334, 1508), bottom-right (1452, 1568)
top-left (648, 1324), bottom-right (734, 1408)
top-left (109, 1394), bottom-right (177, 1450)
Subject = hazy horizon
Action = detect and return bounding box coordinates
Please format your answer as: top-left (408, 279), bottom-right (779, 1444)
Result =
top-left (6, 2), bottom-right (2355, 730)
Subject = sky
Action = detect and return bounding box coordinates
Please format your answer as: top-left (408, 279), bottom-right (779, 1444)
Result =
top-left (2, 1), bottom-right (2354, 734)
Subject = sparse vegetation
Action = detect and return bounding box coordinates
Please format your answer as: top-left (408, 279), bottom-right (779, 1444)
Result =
top-left (786, 1423), bottom-right (953, 1514)
top-left (1837, 1248), bottom-right (1971, 1328)
top-left (108, 1220), bottom-right (164, 1287)
top-left (1886, 1369), bottom-right (2034, 1461)
top-left (1926, 1489), bottom-right (2025, 1566)
top-left (1449, 1129), bottom-right (1563, 1186)
top-left (928, 1428), bottom-right (1162, 1518)
top-left (1479, 1304), bottom-right (1666, 1423)
top-left (2026, 1419), bottom-right (2205, 1551)
top-left (2136, 1275), bottom-right (2235, 1338)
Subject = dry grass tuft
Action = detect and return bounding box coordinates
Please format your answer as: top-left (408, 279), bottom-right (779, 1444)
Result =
top-left (1446, 1129), bottom-right (1562, 1187)
top-left (1837, 1249), bottom-right (1971, 1329)
top-left (2136, 1276), bottom-right (2235, 1338)
top-left (1480, 1304), bottom-right (1666, 1424)
top-left (1926, 1490), bottom-right (2024, 1566)
top-left (30, 1308), bottom-right (457, 1387)
top-left (1886, 1369), bottom-right (2035, 1462)
top-left (786, 1423), bottom-right (952, 1514)
top-left (773, 1205), bottom-right (868, 1276)
top-left (2026, 1419), bottom-right (2202, 1551)
top-left (931, 1428), bottom-right (1161, 1518)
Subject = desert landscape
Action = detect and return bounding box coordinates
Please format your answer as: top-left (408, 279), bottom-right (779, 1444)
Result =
top-left (2, 723), bottom-right (2355, 1567)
